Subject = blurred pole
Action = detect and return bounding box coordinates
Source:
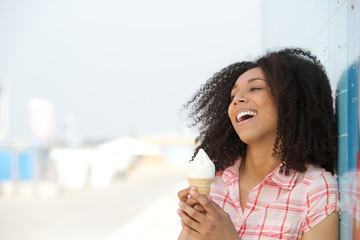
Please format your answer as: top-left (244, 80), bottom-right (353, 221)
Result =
top-left (63, 114), bottom-right (77, 148)
top-left (0, 79), bottom-right (10, 138)
top-left (28, 98), bottom-right (54, 140)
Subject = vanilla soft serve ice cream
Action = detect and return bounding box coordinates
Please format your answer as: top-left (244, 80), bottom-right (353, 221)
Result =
top-left (187, 149), bottom-right (215, 178)
top-left (187, 148), bottom-right (215, 195)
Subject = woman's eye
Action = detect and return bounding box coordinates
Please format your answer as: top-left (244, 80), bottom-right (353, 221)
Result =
top-left (250, 87), bottom-right (261, 92)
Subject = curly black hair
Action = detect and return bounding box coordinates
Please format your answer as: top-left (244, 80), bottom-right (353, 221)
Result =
top-left (184, 48), bottom-right (337, 175)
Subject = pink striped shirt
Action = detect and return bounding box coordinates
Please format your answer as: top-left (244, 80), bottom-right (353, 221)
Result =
top-left (209, 159), bottom-right (339, 240)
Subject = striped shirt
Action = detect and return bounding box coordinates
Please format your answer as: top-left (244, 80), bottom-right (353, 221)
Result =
top-left (209, 159), bottom-right (339, 240)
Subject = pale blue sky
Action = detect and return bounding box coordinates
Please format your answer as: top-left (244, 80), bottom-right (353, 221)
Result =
top-left (0, 0), bottom-right (263, 139)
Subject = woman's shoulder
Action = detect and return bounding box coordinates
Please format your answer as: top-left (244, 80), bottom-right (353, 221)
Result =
top-left (300, 165), bottom-right (340, 232)
top-left (302, 164), bottom-right (338, 191)
top-left (304, 164), bottom-right (337, 179)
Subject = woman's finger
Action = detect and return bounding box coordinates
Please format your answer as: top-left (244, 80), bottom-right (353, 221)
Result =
top-left (185, 190), bottom-right (207, 214)
top-left (178, 202), bottom-right (206, 225)
top-left (186, 196), bottom-right (199, 207)
top-left (180, 220), bottom-right (203, 239)
top-left (178, 187), bottom-right (191, 202)
top-left (189, 189), bottom-right (217, 216)
top-left (193, 204), bottom-right (206, 213)
top-left (186, 196), bottom-right (206, 213)
top-left (177, 208), bottom-right (201, 232)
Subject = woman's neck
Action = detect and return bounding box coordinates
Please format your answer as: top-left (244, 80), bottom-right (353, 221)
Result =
top-left (240, 142), bottom-right (281, 182)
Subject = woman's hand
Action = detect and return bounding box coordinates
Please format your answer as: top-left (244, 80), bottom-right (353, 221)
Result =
top-left (177, 187), bottom-right (206, 240)
top-left (177, 188), bottom-right (240, 240)
top-left (178, 187), bottom-right (206, 214)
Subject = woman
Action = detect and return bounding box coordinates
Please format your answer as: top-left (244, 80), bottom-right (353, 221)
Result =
top-left (177, 48), bottom-right (339, 239)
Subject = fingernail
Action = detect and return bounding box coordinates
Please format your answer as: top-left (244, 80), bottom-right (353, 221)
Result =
top-left (190, 187), bottom-right (197, 195)
top-left (207, 195), bottom-right (212, 200)
top-left (178, 202), bottom-right (184, 208)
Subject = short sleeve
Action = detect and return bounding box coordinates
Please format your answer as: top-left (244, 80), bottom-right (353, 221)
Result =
top-left (301, 171), bottom-right (339, 234)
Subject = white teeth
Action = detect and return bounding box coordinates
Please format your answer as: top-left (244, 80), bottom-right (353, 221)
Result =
top-left (236, 111), bottom-right (257, 122)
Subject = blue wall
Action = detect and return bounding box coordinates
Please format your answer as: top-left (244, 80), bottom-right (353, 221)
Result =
top-left (337, 1), bottom-right (360, 239)
top-left (0, 149), bottom-right (35, 182)
top-left (262, 0), bottom-right (360, 239)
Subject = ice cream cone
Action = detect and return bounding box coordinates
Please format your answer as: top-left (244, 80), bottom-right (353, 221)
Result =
top-left (187, 149), bottom-right (215, 195)
top-left (187, 177), bottom-right (214, 195)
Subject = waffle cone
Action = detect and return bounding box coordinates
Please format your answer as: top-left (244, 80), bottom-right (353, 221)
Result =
top-left (187, 178), bottom-right (214, 195)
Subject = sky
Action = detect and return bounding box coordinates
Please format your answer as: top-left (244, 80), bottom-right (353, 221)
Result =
top-left (0, 0), bottom-right (263, 139)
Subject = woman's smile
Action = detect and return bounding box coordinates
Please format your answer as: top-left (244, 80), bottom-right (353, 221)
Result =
top-left (228, 67), bottom-right (278, 144)
top-left (236, 109), bottom-right (257, 124)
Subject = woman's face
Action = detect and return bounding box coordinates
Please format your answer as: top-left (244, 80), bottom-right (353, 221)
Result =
top-left (228, 67), bottom-right (278, 145)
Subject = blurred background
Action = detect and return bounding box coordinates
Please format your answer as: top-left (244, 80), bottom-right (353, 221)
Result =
top-left (0, 0), bottom-right (359, 239)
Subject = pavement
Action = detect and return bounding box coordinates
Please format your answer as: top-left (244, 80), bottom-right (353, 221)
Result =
top-left (0, 160), bottom-right (187, 240)
top-left (106, 188), bottom-right (182, 240)
top-left (106, 161), bottom-right (186, 240)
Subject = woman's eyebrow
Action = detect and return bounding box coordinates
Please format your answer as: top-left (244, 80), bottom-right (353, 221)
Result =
top-left (248, 78), bottom-right (265, 83)
top-left (232, 78), bottom-right (266, 90)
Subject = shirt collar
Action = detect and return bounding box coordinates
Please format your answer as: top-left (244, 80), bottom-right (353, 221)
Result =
top-left (221, 159), bottom-right (299, 190)
top-left (267, 163), bottom-right (299, 190)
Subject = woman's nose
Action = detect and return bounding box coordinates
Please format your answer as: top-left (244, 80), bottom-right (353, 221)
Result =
top-left (233, 93), bottom-right (246, 105)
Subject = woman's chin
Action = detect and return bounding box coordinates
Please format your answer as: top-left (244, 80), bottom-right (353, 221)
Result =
top-left (238, 135), bottom-right (254, 145)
